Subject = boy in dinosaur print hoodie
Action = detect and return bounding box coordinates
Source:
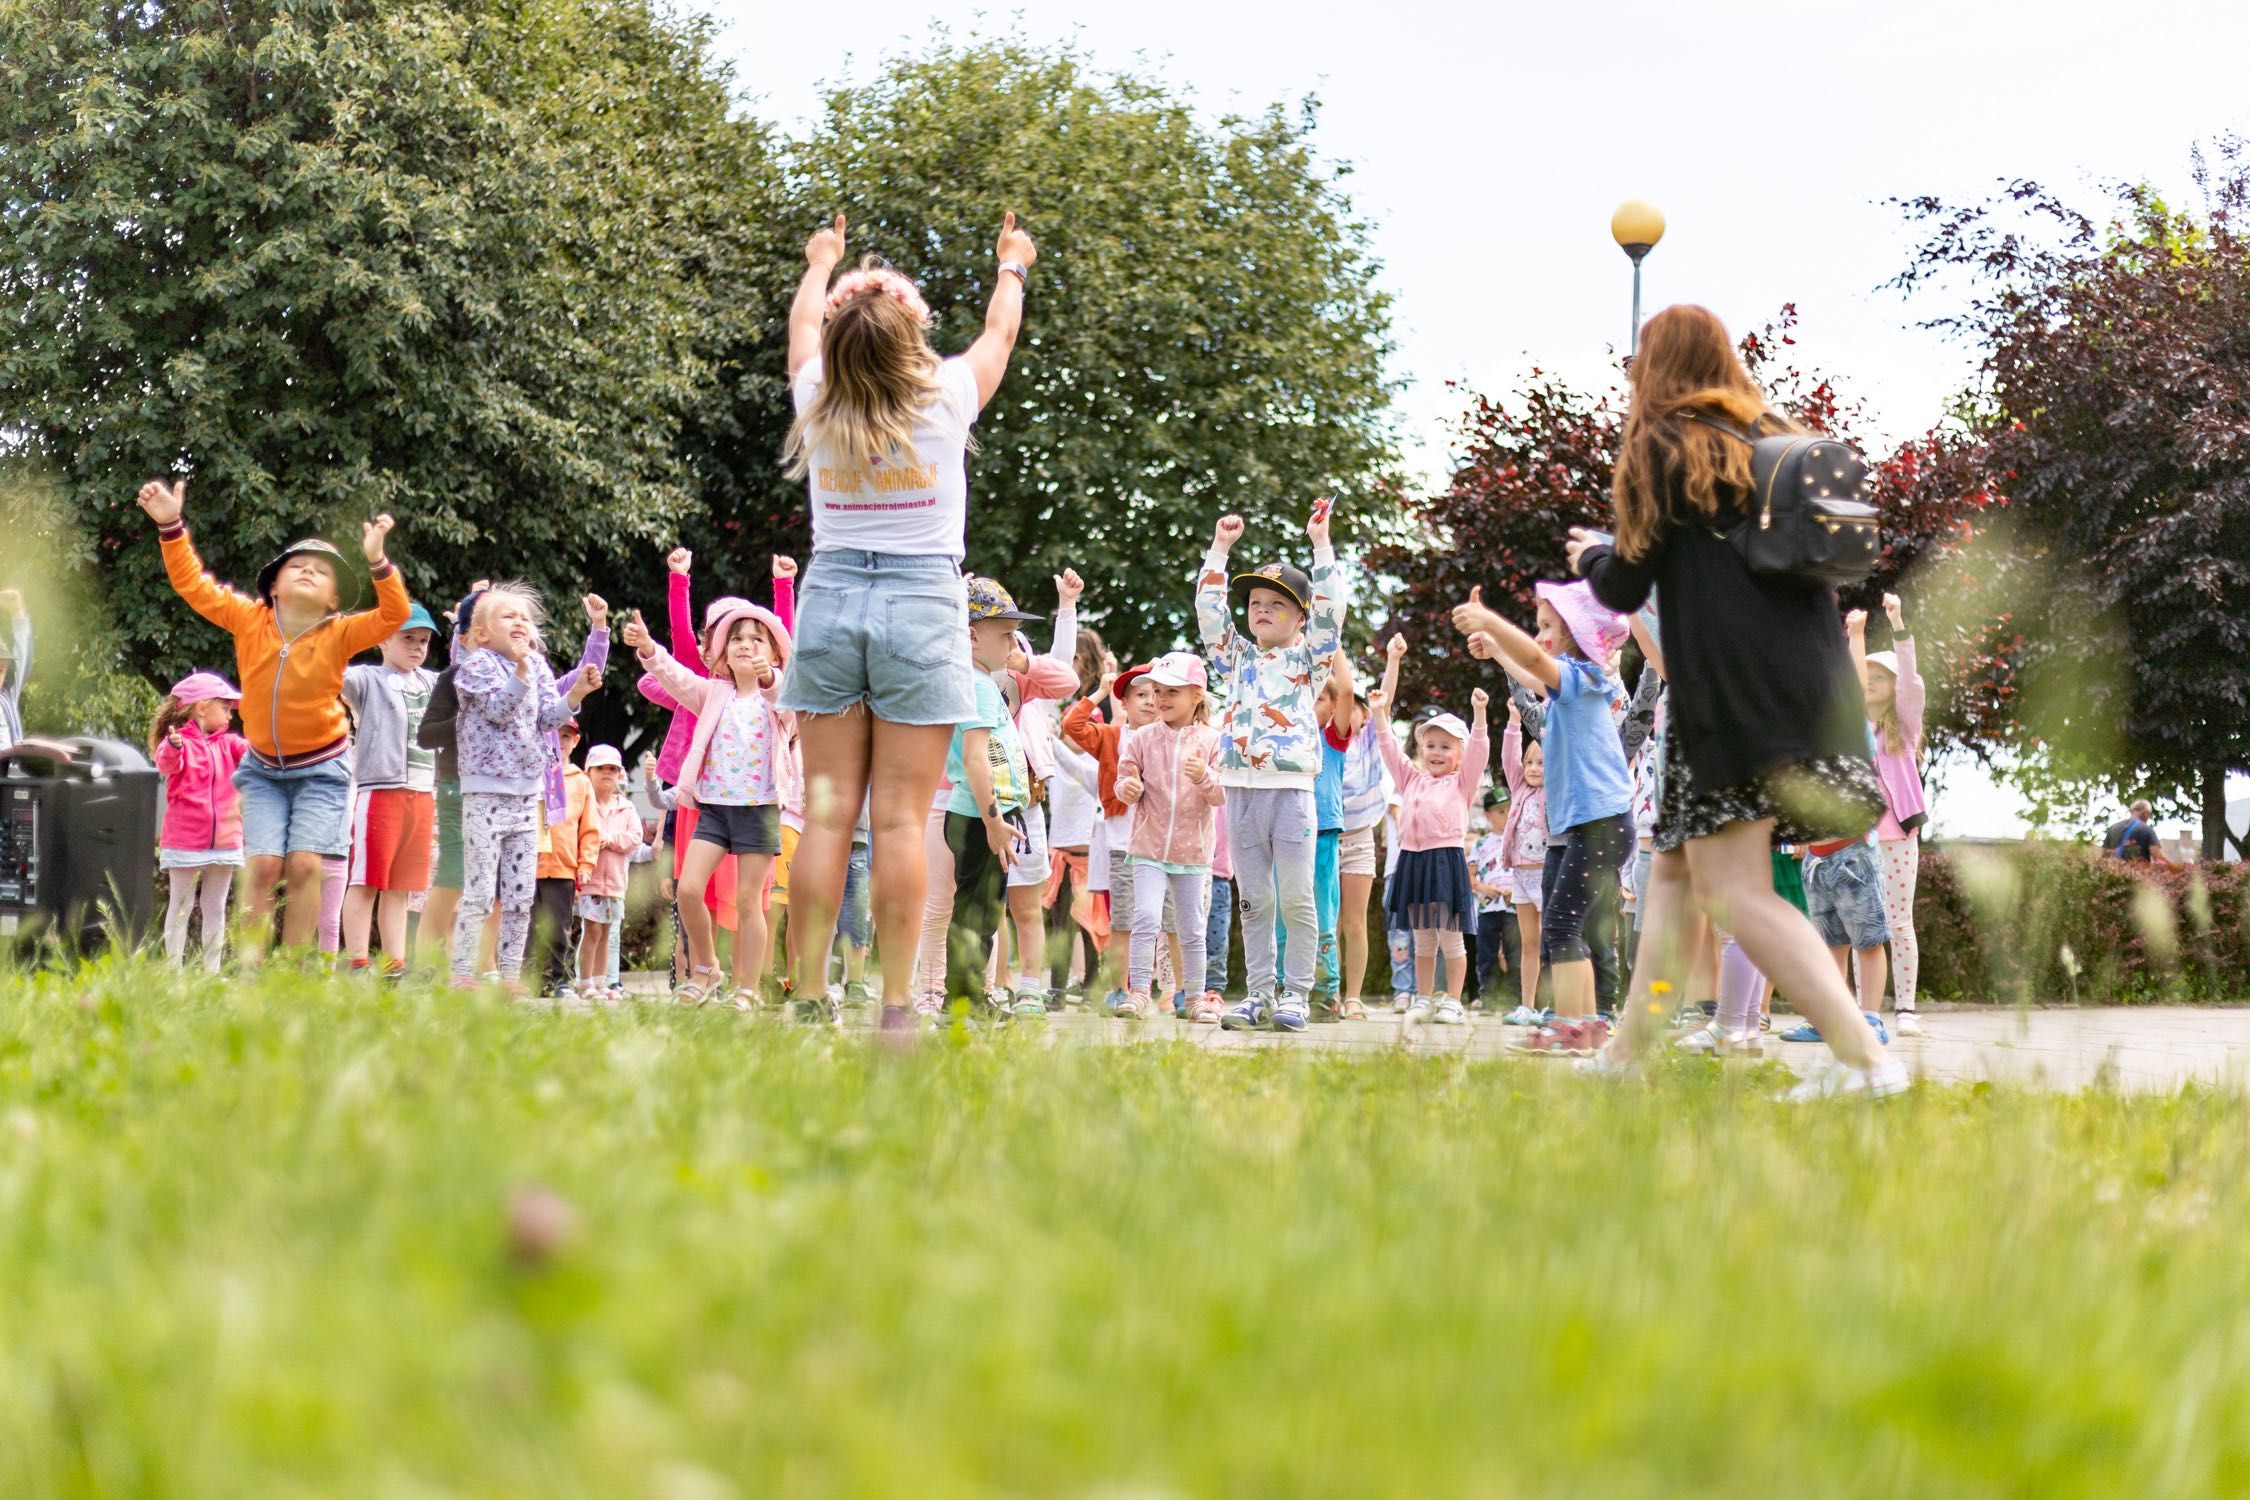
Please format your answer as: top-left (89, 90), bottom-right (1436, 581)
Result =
top-left (1194, 497), bottom-right (1347, 1032)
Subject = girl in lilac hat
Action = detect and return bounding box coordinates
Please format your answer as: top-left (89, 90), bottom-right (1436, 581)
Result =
top-left (150, 672), bottom-right (250, 970)
top-left (1452, 578), bottom-right (1634, 1047)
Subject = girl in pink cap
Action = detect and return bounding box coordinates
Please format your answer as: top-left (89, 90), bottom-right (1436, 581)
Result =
top-left (150, 673), bottom-right (250, 970)
top-left (1112, 651), bottom-right (1227, 1020)
top-left (1453, 578), bottom-right (1634, 1047)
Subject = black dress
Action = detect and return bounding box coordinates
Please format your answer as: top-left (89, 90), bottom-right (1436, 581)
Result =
top-left (1577, 458), bottom-right (1880, 852)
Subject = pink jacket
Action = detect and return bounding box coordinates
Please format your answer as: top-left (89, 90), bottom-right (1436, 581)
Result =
top-left (1115, 720), bottom-right (1226, 867)
top-left (1375, 719), bottom-right (1491, 854)
top-left (1872, 637), bottom-right (1927, 840)
top-left (156, 724), bottom-right (249, 853)
top-left (640, 569), bottom-right (795, 785)
top-left (637, 642), bottom-right (789, 811)
top-left (581, 792), bottom-right (645, 899)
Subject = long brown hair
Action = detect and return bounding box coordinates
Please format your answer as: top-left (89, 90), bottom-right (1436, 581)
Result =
top-left (149, 696), bottom-right (196, 756)
top-left (783, 259), bottom-right (949, 480)
top-left (1610, 304), bottom-right (1794, 561)
top-left (1869, 664), bottom-right (1914, 757)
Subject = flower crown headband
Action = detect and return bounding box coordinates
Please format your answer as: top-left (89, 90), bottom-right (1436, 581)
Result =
top-left (825, 268), bottom-right (932, 327)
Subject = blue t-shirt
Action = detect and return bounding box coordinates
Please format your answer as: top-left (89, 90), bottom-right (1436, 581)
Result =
top-left (945, 674), bottom-right (1030, 819)
top-left (1541, 657), bottom-right (1634, 835)
top-left (1315, 731), bottom-right (1346, 832)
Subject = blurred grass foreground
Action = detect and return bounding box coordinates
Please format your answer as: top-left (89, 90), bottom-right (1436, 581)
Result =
top-left (6, 959), bottom-right (2250, 1497)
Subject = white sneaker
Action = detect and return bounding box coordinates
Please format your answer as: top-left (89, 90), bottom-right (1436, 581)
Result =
top-left (1782, 1058), bottom-right (1911, 1103)
top-left (1501, 1004), bottom-right (1542, 1026)
top-left (1392, 991), bottom-right (1414, 1014)
top-left (1892, 1011), bottom-right (1924, 1038)
top-left (1432, 997), bottom-right (1466, 1025)
top-left (1676, 1021), bottom-right (1763, 1059)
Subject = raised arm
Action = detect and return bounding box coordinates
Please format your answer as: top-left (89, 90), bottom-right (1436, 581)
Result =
top-left (1502, 715), bottom-right (1525, 797)
top-left (1304, 497), bottom-right (1345, 659)
top-left (962, 213), bottom-right (1037, 410)
top-left (1376, 632), bottom-right (1405, 710)
top-left (1365, 689), bottom-right (1410, 786)
top-left (1453, 587), bottom-right (1561, 692)
top-left (138, 480), bottom-right (257, 637)
top-left (1458, 690), bottom-right (1493, 801)
top-left (1886, 594), bottom-right (1925, 743)
top-left (1845, 609), bottom-right (1869, 693)
top-left (771, 555), bottom-right (797, 636)
top-left (337, 515), bottom-right (411, 654)
top-left (1045, 568), bottom-right (1083, 672)
top-left (788, 217), bottom-right (845, 378)
top-left (622, 612), bottom-right (711, 712)
top-left (1195, 515), bottom-right (1244, 658)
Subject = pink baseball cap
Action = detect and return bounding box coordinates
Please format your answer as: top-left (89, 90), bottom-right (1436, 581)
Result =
top-left (170, 671), bottom-right (241, 703)
top-left (1533, 579), bottom-right (1629, 663)
top-left (1145, 651), bottom-right (1208, 690)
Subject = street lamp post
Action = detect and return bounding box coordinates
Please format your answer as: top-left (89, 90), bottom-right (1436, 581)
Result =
top-left (1610, 200), bottom-right (1665, 358)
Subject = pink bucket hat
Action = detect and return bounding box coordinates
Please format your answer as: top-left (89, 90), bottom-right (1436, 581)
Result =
top-left (170, 671), bottom-right (241, 703)
top-left (1533, 580), bottom-right (1628, 663)
top-left (700, 600), bottom-right (793, 674)
top-left (1145, 651), bottom-right (1208, 691)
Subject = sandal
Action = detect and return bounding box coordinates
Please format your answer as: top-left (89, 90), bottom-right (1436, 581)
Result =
top-left (726, 987), bottom-right (760, 1013)
top-left (676, 967), bottom-right (723, 1006)
top-left (1339, 997), bottom-right (1369, 1021)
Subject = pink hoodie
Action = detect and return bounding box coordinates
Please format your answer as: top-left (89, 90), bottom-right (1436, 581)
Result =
top-left (1375, 719), bottom-right (1491, 854)
top-left (1115, 719), bottom-right (1227, 867)
top-left (640, 569), bottom-right (795, 785)
top-left (636, 638), bottom-right (791, 812)
top-left (580, 792), bottom-right (645, 899)
top-left (1872, 637), bottom-right (1927, 841)
top-left (156, 723), bottom-right (249, 853)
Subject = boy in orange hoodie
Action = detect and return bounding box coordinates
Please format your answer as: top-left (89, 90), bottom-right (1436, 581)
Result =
top-left (531, 718), bottom-right (601, 999)
top-left (137, 478), bottom-right (412, 957)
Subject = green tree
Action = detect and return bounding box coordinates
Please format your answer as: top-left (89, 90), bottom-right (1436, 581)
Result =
top-left (0, 0), bottom-right (782, 698)
top-left (776, 38), bottom-right (1402, 658)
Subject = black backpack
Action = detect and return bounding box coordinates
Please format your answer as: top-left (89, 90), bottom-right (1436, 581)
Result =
top-left (1686, 413), bottom-right (1880, 588)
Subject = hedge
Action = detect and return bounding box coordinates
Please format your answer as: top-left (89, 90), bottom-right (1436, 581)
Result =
top-left (1915, 843), bottom-right (2250, 1004)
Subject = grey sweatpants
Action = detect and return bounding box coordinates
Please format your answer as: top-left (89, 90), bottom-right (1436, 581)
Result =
top-left (455, 791), bottom-right (538, 982)
top-left (1227, 786), bottom-right (1317, 998)
top-left (1130, 859), bottom-right (1212, 996)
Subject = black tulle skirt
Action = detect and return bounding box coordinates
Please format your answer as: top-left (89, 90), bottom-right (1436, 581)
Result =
top-left (1386, 846), bottom-right (1476, 932)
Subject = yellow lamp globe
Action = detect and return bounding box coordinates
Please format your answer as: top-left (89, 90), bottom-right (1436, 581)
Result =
top-left (1611, 200), bottom-right (1665, 256)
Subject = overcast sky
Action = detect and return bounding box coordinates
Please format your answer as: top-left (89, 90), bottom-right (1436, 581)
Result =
top-left (705, 0), bottom-right (2250, 837)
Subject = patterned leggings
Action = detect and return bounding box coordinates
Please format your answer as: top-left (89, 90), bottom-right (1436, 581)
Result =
top-left (454, 792), bottom-right (538, 982)
top-left (1879, 834), bottom-right (1920, 1011)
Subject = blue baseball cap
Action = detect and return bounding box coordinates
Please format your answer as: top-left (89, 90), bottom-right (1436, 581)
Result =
top-left (399, 603), bottom-right (439, 635)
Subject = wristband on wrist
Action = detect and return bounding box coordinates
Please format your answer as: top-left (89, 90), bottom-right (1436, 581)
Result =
top-left (998, 260), bottom-right (1029, 287)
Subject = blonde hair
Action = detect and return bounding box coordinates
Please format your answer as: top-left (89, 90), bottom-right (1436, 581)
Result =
top-left (784, 258), bottom-right (952, 479)
top-left (1869, 663), bottom-right (1914, 757)
top-left (149, 696), bottom-right (197, 756)
top-left (468, 582), bottom-right (546, 655)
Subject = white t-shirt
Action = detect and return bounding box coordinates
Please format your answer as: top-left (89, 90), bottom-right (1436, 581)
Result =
top-left (792, 354), bottom-right (981, 559)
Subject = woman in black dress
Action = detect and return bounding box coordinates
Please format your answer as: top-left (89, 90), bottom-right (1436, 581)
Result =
top-left (1569, 304), bottom-right (1905, 1099)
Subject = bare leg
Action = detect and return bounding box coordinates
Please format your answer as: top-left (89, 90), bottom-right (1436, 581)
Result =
top-left (239, 854), bottom-right (285, 965)
top-left (1688, 819), bottom-right (1881, 1069)
top-left (1340, 870), bottom-right (1373, 1001)
top-left (1609, 847), bottom-right (1694, 1057)
top-left (787, 711), bottom-right (874, 1000)
top-left (342, 885), bottom-right (378, 962)
top-left (377, 890), bottom-right (410, 962)
top-left (1008, 883), bottom-right (1044, 989)
top-left (676, 839), bottom-right (727, 976)
top-left (1836, 944), bottom-right (1889, 1014)
top-left (1548, 957), bottom-right (1595, 1019)
top-left (278, 850), bottom-right (326, 952)
top-left (731, 854), bottom-right (775, 994)
top-left (1515, 903), bottom-right (1543, 1011)
top-left (419, 887), bottom-right (459, 971)
top-left (865, 720), bottom-right (955, 1010)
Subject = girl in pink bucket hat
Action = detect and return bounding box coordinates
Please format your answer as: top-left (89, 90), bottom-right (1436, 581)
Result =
top-left (1451, 579), bottom-right (1634, 1048)
top-left (150, 672), bottom-right (250, 970)
top-left (621, 598), bottom-right (793, 1008)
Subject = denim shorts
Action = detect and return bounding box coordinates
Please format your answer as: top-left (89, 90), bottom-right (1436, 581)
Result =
top-left (778, 550), bottom-right (976, 726)
top-left (233, 753), bottom-right (353, 859)
top-left (1802, 840), bottom-right (1891, 952)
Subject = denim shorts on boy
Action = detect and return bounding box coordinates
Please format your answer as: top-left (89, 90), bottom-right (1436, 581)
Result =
top-left (691, 801), bottom-right (782, 856)
top-left (233, 753), bottom-right (353, 859)
top-left (777, 551), bottom-right (975, 726)
top-left (1802, 840), bottom-right (1891, 951)
top-left (432, 781), bottom-right (464, 890)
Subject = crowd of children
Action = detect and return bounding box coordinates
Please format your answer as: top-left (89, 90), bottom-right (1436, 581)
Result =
top-left (90, 221), bottom-right (1937, 1097)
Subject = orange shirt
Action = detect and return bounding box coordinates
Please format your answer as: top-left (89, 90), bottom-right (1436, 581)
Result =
top-left (536, 766), bottom-right (600, 881)
top-left (1059, 697), bottom-right (1129, 819)
top-left (158, 524), bottom-right (412, 764)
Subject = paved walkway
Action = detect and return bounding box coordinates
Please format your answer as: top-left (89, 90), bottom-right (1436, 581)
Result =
top-left (618, 978), bottom-right (2250, 1092)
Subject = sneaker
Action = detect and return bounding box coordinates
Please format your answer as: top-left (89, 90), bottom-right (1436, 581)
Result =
top-left (1864, 1011), bottom-right (1891, 1045)
top-left (1893, 1010), bottom-right (1924, 1038)
top-left (1573, 1045), bottom-right (1637, 1079)
top-left (1189, 991), bottom-right (1224, 1025)
top-left (1061, 986), bottom-right (1088, 1009)
top-left (1116, 989), bottom-right (1150, 1020)
top-left (1103, 988), bottom-right (1129, 1016)
top-left (1171, 989), bottom-right (1189, 1019)
top-left (1404, 997), bottom-right (1432, 1021)
top-left (1782, 1057), bottom-right (1911, 1103)
top-left (1013, 980), bottom-right (1052, 1014)
top-left (1778, 1022), bottom-right (1824, 1044)
top-left (913, 988), bottom-right (944, 1021)
top-left (1271, 994), bottom-right (1310, 1033)
top-left (1676, 1021), bottom-right (1764, 1059)
top-left (794, 993), bottom-right (840, 1025)
top-left (842, 980), bottom-right (872, 1007)
top-left (380, 957), bottom-right (408, 982)
top-left (1221, 995), bottom-right (1272, 1031)
top-left (347, 957), bottom-right (372, 977)
top-left (1502, 1004), bottom-right (1542, 1027)
top-left (1391, 991), bottom-right (1414, 1014)
top-left (1432, 997), bottom-right (1467, 1025)
top-left (877, 1004), bottom-right (918, 1046)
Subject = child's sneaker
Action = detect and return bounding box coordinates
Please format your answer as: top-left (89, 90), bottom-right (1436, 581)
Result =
top-left (1864, 1011), bottom-right (1891, 1045)
top-left (380, 957), bottom-right (408, 982)
top-left (913, 988), bottom-right (944, 1022)
top-left (1102, 988), bottom-right (1130, 1016)
top-left (1502, 1004), bottom-right (1541, 1026)
top-left (1782, 1057), bottom-right (1911, 1103)
top-left (1404, 996), bottom-right (1432, 1022)
top-left (1221, 995), bottom-right (1271, 1031)
top-left (1391, 991), bottom-right (1414, 1014)
top-left (1061, 985), bottom-right (1088, 1008)
top-left (1012, 990), bottom-right (1051, 1020)
top-left (1271, 994), bottom-right (1310, 1033)
top-left (347, 956), bottom-right (372, 977)
top-left (1115, 989), bottom-right (1151, 1020)
top-left (1432, 996), bottom-right (1467, 1025)
top-left (1892, 1010), bottom-right (1924, 1038)
top-left (1189, 991), bottom-right (1224, 1025)
top-left (842, 980), bottom-right (872, 1008)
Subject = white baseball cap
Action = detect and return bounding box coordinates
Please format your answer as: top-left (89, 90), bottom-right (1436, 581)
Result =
top-left (584, 744), bottom-right (624, 770)
top-left (1416, 712), bottom-right (1471, 744)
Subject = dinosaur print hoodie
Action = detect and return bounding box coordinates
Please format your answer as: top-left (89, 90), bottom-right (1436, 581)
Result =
top-left (1193, 543), bottom-right (1347, 792)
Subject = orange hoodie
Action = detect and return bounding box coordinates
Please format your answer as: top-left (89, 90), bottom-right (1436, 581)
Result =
top-left (158, 523), bottom-right (412, 766)
top-left (536, 765), bottom-right (600, 881)
top-left (1060, 697), bottom-right (1130, 819)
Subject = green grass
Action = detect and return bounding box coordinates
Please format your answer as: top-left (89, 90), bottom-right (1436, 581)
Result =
top-left (4, 960), bottom-right (2250, 1497)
